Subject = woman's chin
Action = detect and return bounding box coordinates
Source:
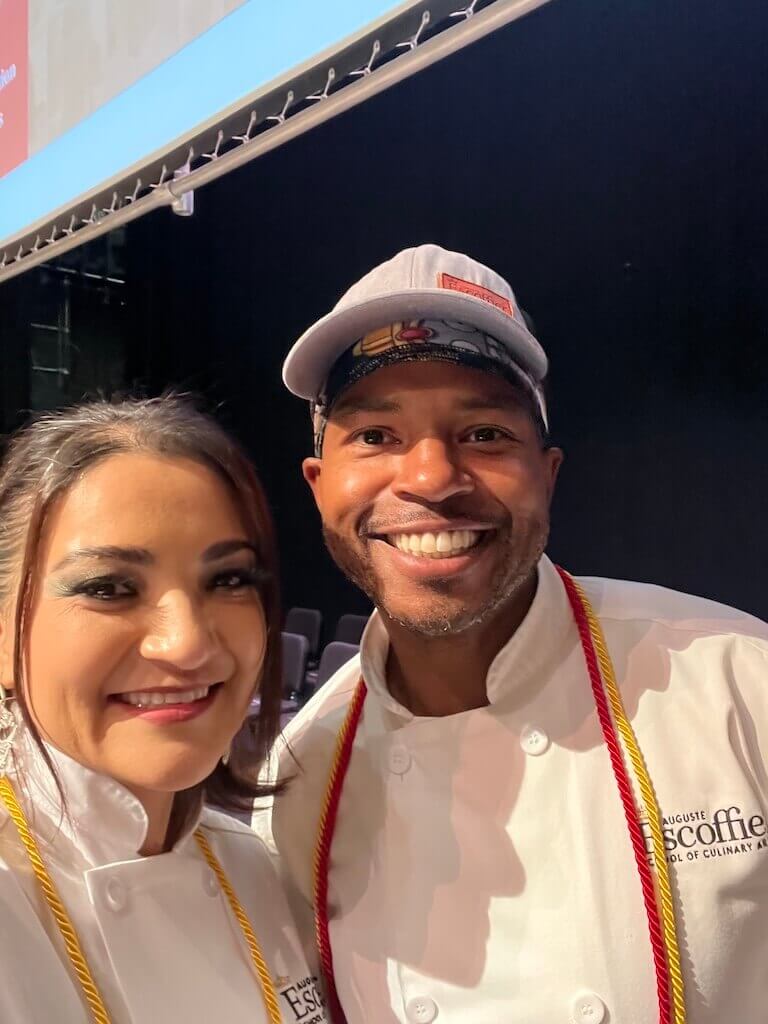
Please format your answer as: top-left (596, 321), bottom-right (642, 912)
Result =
top-left (110, 749), bottom-right (224, 798)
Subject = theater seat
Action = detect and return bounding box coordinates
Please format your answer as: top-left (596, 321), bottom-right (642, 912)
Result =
top-left (334, 613), bottom-right (368, 646)
top-left (284, 607), bottom-right (322, 661)
top-left (316, 641), bottom-right (360, 689)
top-left (281, 631), bottom-right (309, 702)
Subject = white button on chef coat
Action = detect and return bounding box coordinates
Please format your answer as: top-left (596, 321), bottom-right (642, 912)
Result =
top-left (262, 555), bottom-right (768, 1024)
top-left (405, 995), bottom-right (439, 1021)
top-left (103, 876), bottom-right (128, 912)
top-left (388, 744), bottom-right (412, 775)
top-left (203, 865), bottom-right (220, 897)
top-left (570, 990), bottom-right (606, 1023)
top-left (520, 723), bottom-right (550, 755)
top-left (0, 731), bottom-right (326, 1023)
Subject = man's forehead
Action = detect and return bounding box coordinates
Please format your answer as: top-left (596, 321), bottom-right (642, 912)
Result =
top-left (329, 363), bottom-right (529, 420)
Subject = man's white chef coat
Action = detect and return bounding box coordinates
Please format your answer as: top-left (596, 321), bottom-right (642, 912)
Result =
top-left (261, 555), bottom-right (768, 1024)
top-left (0, 731), bottom-right (326, 1023)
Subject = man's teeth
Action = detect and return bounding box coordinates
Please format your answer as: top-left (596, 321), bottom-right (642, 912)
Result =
top-left (119, 686), bottom-right (210, 707)
top-left (389, 530), bottom-right (482, 558)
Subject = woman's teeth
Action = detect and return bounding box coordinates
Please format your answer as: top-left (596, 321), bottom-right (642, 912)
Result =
top-left (389, 529), bottom-right (482, 558)
top-left (119, 686), bottom-right (210, 707)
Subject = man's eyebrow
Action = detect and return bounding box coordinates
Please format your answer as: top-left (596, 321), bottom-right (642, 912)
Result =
top-left (455, 391), bottom-right (529, 413)
top-left (52, 546), bottom-right (154, 572)
top-left (330, 397), bottom-right (402, 419)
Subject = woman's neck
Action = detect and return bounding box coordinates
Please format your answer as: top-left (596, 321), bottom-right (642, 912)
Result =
top-left (127, 786), bottom-right (175, 856)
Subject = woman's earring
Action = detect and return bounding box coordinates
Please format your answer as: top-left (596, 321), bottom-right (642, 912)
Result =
top-left (0, 684), bottom-right (18, 774)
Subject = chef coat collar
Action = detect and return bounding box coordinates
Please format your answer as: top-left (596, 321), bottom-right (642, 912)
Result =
top-left (4, 725), bottom-right (204, 864)
top-left (359, 554), bottom-right (572, 720)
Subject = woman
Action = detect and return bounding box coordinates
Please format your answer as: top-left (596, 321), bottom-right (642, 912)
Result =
top-left (0, 395), bottom-right (326, 1023)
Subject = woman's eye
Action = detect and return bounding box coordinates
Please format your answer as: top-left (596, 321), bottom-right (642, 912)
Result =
top-left (77, 578), bottom-right (136, 601)
top-left (210, 569), bottom-right (261, 591)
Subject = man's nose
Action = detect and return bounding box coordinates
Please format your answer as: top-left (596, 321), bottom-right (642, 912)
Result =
top-left (392, 438), bottom-right (474, 505)
top-left (139, 592), bottom-right (221, 671)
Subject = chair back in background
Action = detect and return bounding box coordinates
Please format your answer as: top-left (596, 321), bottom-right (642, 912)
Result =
top-left (284, 606), bottom-right (323, 659)
top-left (281, 631), bottom-right (309, 697)
top-left (334, 613), bottom-right (368, 646)
top-left (316, 641), bottom-right (360, 688)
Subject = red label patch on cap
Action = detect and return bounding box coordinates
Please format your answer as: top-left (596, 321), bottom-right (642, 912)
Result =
top-left (438, 273), bottom-right (514, 316)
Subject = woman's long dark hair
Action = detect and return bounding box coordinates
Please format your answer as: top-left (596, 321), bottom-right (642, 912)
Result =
top-left (0, 394), bottom-right (283, 844)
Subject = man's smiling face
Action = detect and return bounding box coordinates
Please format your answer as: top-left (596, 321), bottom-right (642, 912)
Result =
top-left (303, 360), bottom-right (562, 636)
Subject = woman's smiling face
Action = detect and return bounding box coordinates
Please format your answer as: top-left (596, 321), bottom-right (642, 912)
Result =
top-left (21, 452), bottom-right (267, 796)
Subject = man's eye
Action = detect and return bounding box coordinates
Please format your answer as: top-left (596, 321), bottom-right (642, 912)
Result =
top-left (355, 428), bottom-right (393, 446)
top-left (465, 427), bottom-right (508, 443)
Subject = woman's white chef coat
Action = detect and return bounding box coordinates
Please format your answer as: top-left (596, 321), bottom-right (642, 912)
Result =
top-left (0, 731), bottom-right (326, 1024)
top-left (260, 555), bottom-right (768, 1024)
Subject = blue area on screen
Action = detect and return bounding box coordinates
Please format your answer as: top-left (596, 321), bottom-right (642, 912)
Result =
top-left (0, 0), bottom-right (405, 245)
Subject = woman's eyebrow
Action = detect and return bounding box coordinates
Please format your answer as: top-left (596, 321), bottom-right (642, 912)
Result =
top-left (51, 540), bottom-right (257, 573)
top-left (52, 546), bottom-right (153, 572)
top-left (201, 539), bottom-right (258, 562)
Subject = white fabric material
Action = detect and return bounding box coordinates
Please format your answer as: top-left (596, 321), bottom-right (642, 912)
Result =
top-left (261, 555), bottom-right (768, 1023)
top-left (0, 733), bottom-right (326, 1023)
top-left (281, 244), bottom-right (548, 400)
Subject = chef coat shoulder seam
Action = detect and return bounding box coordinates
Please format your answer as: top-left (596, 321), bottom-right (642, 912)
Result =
top-left (738, 635), bottom-right (768, 659)
top-left (589, 600), bottom-right (766, 643)
top-left (599, 611), bottom-right (765, 639)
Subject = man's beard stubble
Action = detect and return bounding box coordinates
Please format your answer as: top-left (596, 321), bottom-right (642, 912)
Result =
top-left (321, 514), bottom-right (550, 638)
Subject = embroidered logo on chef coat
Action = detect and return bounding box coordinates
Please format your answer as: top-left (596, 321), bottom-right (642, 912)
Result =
top-left (641, 804), bottom-right (768, 866)
top-left (279, 975), bottom-right (325, 1022)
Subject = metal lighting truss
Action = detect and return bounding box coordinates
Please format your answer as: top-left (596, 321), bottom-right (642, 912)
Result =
top-left (0, 0), bottom-right (551, 283)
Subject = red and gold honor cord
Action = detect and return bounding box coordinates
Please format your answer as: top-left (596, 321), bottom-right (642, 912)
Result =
top-left (313, 567), bottom-right (687, 1024)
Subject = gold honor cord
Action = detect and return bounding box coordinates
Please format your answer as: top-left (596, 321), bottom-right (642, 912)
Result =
top-left (570, 579), bottom-right (687, 1024)
top-left (194, 829), bottom-right (282, 1022)
top-left (0, 777), bottom-right (282, 1024)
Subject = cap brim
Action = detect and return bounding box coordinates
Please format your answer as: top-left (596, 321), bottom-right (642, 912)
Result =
top-left (282, 288), bottom-right (548, 399)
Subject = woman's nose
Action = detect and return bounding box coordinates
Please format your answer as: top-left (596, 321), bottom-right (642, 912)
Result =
top-left (139, 593), bottom-right (221, 671)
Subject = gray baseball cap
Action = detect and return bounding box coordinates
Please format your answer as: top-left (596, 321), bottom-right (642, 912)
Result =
top-left (282, 244), bottom-right (549, 402)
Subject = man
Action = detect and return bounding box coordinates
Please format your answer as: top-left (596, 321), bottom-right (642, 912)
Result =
top-left (261, 245), bottom-right (767, 1023)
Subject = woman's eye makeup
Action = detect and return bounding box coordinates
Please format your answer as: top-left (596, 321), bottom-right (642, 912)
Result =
top-left (50, 563), bottom-right (269, 601)
top-left (207, 566), bottom-right (267, 592)
top-left (54, 574), bottom-right (138, 601)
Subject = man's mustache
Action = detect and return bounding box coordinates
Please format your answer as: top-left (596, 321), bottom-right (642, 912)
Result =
top-left (362, 500), bottom-right (510, 536)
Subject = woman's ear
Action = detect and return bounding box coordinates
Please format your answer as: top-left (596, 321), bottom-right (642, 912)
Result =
top-left (0, 614), bottom-right (15, 693)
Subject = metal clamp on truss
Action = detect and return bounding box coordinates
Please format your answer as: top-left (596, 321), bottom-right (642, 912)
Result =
top-left (350, 39), bottom-right (381, 78)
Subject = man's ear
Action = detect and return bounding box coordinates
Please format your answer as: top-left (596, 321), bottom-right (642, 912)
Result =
top-left (544, 446), bottom-right (564, 504)
top-left (302, 457), bottom-right (323, 511)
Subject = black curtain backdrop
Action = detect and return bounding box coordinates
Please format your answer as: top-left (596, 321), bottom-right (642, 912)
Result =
top-left (5, 0), bottom-right (766, 628)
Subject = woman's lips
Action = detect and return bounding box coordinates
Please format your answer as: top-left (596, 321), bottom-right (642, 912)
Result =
top-left (108, 683), bottom-right (222, 723)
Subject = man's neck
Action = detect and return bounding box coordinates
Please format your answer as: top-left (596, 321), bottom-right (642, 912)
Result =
top-left (383, 571), bottom-right (538, 717)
